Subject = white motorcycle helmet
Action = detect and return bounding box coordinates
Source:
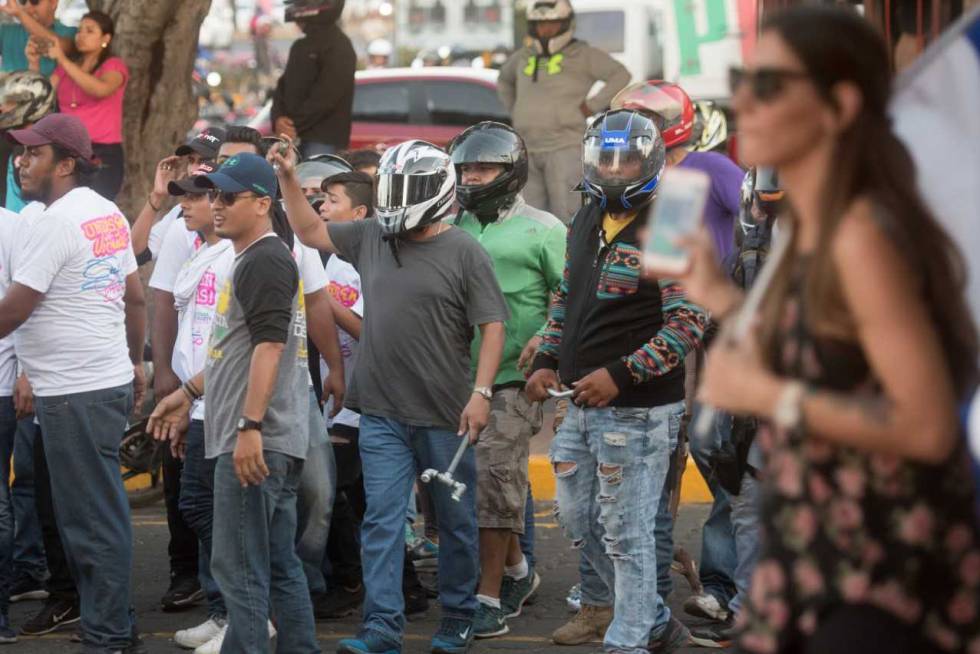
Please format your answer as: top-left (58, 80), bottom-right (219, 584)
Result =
top-left (527, 0), bottom-right (575, 55)
top-left (376, 140), bottom-right (456, 236)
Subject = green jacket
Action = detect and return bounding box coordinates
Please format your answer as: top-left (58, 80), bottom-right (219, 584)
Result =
top-left (457, 196), bottom-right (567, 387)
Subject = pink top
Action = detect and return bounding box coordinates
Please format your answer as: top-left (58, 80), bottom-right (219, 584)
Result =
top-left (55, 56), bottom-right (128, 145)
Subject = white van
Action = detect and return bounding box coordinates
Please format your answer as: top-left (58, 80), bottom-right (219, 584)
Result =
top-left (573, 0), bottom-right (750, 103)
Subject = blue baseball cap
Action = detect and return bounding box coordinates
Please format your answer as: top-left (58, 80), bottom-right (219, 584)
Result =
top-left (194, 152), bottom-right (278, 198)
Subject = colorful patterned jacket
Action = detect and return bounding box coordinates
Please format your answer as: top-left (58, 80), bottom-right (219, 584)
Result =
top-left (531, 201), bottom-right (707, 407)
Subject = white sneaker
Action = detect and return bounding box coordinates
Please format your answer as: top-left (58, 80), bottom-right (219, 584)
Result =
top-left (175, 618), bottom-right (226, 649)
top-left (193, 620), bottom-right (276, 654)
top-left (683, 593), bottom-right (730, 622)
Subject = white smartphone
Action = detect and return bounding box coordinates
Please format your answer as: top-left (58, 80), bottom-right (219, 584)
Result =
top-left (547, 388), bottom-right (575, 399)
top-left (643, 167), bottom-right (711, 276)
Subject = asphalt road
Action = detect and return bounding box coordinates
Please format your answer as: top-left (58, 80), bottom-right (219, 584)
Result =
top-left (7, 503), bottom-right (722, 653)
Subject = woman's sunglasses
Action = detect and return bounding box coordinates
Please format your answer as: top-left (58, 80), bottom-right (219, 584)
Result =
top-left (18, 0), bottom-right (42, 6)
top-left (729, 67), bottom-right (810, 102)
top-left (207, 190), bottom-right (256, 206)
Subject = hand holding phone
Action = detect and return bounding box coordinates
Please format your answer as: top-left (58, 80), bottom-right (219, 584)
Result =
top-left (643, 167), bottom-right (711, 276)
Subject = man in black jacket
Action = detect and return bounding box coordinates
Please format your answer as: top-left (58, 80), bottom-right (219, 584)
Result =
top-left (272, 0), bottom-right (356, 158)
top-left (526, 110), bottom-right (706, 654)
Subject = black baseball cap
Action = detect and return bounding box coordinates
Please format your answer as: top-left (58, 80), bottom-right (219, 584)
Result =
top-left (169, 161), bottom-right (217, 196)
top-left (175, 126), bottom-right (226, 160)
top-left (194, 152), bottom-right (278, 198)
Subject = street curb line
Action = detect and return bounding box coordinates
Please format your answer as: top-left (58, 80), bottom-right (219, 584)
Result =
top-left (529, 454), bottom-right (712, 503)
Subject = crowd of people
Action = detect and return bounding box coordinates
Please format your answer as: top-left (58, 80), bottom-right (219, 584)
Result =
top-left (0, 1), bottom-right (977, 654)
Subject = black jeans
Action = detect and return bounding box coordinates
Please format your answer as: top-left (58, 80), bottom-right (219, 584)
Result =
top-left (163, 447), bottom-right (198, 580)
top-left (326, 425), bottom-right (364, 589)
top-left (91, 143), bottom-right (124, 201)
top-left (33, 424), bottom-right (77, 603)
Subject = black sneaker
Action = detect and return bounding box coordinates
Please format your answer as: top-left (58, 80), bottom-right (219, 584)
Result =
top-left (690, 618), bottom-right (736, 649)
top-left (20, 597), bottom-right (81, 636)
top-left (404, 581), bottom-right (429, 618)
top-left (314, 584), bottom-right (365, 620)
top-left (160, 575), bottom-right (204, 612)
top-left (9, 575), bottom-right (49, 603)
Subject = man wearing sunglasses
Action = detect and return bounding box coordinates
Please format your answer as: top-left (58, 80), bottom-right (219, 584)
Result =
top-left (0, 0), bottom-right (75, 77)
top-left (150, 152), bottom-right (321, 653)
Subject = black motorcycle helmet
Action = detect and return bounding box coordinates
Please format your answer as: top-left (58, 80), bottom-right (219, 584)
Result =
top-left (285, 0), bottom-right (345, 23)
top-left (448, 122), bottom-right (529, 218)
top-left (582, 109), bottom-right (666, 214)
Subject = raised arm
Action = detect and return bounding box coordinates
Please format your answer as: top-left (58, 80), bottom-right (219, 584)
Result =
top-left (268, 139), bottom-right (338, 253)
top-left (132, 156), bottom-right (181, 260)
top-left (50, 42), bottom-right (125, 99)
top-left (1, 3), bottom-right (74, 55)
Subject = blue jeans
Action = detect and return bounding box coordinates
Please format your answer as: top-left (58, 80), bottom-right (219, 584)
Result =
top-left (359, 415), bottom-right (478, 644)
top-left (0, 398), bottom-right (16, 614)
top-left (211, 452), bottom-right (319, 654)
top-left (178, 420), bottom-right (225, 619)
top-left (728, 471), bottom-right (761, 616)
top-left (550, 402), bottom-right (683, 653)
top-left (655, 446), bottom-right (680, 600)
top-left (34, 384), bottom-right (134, 651)
top-left (689, 405), bottom-right (736, 606)
top-left (12, 416), bottom-right (45, 584)
top-left (520, 487), bottom-right (535, 569)
top-left (297, 389), bottom-right (336, 597)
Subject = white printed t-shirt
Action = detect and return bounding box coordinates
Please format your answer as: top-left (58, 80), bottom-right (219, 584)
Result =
top-left (0, 208), bottom-right (20, 395)
top-left (12, 187), bottom-right (137, 397)
top-left (172, 239), bottom-right (233, 421)
top-left (148, 206), bottom-right (184, 261)
top-left (321, 254), bottom-right (362, 429)
top-left (149, 216), bottom-right (203, 292)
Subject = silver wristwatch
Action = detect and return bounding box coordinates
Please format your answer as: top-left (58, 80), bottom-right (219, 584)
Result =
top-left (472, 386), bottom-right (493, 401)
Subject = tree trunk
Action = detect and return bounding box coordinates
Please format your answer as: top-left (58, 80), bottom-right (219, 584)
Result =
top-left (86, 0), bottom-right (212, 218)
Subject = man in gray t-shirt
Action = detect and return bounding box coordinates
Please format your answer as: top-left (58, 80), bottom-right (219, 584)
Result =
top-left (328, 218), bottom-right (508, 430)
top-left (273, 139), bottom-right (508, 654)
top-left (150, 153), bottom-right (319, 653)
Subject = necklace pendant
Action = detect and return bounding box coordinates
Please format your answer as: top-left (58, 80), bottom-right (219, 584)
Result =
top-left (70, 102), bottom-right (78, 108)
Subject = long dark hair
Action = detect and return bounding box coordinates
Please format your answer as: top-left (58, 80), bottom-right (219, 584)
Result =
top-left (73, 11), bottom-right (115, 70)
top-left (759, 6), bottom-right (977, 394)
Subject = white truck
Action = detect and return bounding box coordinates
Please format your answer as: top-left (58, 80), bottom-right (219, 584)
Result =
top-left (572, 0), bottom-right (754, 103)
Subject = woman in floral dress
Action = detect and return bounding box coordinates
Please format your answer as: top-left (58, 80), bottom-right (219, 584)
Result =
top-left (670, 6), bottom-right (980, 653)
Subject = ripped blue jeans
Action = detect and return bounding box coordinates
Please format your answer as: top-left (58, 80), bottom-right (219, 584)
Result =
top-left (550, 402), bottom-right (683, 653)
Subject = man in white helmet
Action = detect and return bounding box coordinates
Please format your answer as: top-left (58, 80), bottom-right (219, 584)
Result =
top-left (271, 138), bottom-right (509, 654)
top-left (498, 0), bottom-right (630, 224)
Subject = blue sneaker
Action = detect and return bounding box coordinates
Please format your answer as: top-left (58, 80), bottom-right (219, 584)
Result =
top-left (0, 613), bottom-right (15, 644)
top-left (431, 617), bottom-right (474, 654)
top-left (337, 630), bottom-right (401, 654)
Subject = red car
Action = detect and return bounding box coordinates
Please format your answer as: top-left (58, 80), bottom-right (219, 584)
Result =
top-left (249, 67), bottom-right (510, 151)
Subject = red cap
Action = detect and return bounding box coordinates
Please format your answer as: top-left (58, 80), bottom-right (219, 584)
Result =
top-left (7, 113), bottom-right (93, 160)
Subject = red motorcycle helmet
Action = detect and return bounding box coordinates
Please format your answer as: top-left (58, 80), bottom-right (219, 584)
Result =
top-left (611, 80), bottom-right (695, 149)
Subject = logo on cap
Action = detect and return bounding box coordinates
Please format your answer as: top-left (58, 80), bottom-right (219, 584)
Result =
top-left (223, 156), bottom-right (241, 168)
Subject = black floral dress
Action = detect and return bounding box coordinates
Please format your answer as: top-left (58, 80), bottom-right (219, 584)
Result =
top-left (738, 261), bottom-right (980, 654)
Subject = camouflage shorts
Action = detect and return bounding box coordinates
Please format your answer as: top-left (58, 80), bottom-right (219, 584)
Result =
top-left (476, 387), bottom-right (543, 532)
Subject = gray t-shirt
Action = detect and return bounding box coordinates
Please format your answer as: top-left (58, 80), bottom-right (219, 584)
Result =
top-left (204, 234), bottom-right (309, 460)
top-left (327, 220), bottom-right (510, 430)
